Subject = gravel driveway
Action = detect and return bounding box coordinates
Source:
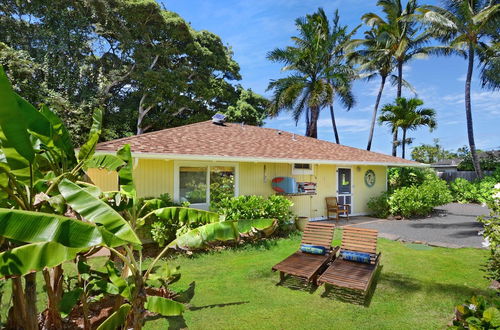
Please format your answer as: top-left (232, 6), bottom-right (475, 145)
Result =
top-left (350, 203), bottom-right (488, 248)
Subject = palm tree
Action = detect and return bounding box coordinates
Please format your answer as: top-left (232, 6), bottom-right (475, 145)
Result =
top-left (419, 0), bottom-right (500, 177)
top-left (363, 0), bottom-right (433, 156)
top-left (379, 97), bottom-right (436, 158)
top-left (348, 27), bottom-right (396, 151)
top-left (315, 9), bottom-right (358, 143)
top-left (267, 9), bottom-right (356, 139)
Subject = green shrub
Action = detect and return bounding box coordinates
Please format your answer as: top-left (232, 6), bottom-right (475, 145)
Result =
top-left (388, 167), bottom-right (437, 192)
top-left (450, 296), bottom-right (500, 329)
top-left (369, 176), bottom-right (452, 219)
top-left (450, 176), bottom-right (499, 205)
top-left (367, 192), bottom-right (391, 218)
top-left (215, 195), bottom-right (294, 230)
top-left (388, 178), bottom-right (452, 218)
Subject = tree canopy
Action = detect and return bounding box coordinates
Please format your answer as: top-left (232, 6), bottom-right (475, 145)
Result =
top-left (0, 0), bottom-right (266, 144)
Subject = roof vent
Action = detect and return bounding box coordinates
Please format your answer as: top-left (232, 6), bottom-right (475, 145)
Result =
top-left (212, 113), bottom-right (226, 125)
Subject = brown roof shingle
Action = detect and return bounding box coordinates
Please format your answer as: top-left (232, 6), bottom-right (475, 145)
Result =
top-left (96, 121), bottom-right (420, 166)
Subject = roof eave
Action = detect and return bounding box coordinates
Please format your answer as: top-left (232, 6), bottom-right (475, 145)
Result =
top-left (94, 150), bottom-right (426, 167)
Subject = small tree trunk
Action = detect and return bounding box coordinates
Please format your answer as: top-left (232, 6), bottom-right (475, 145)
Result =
top-left (329, 103), bottom-right (340, 144)
top-left (397, 60), bottom-right (403, 98)
top-left (465, 44), bottom-right (483, 178)
top-left (126, 273), bottom-right (147, 330)
top-left (392, 129), bottom-right (398, 157)
top-left (24, 273), bottom-right (38, 330)
top-left (367, 75), bottom-right (386, 150)
top-left (304, 107), bottom-right (310, 137)
top-left (402, 128), bottom-right (407, 159)
top-left (43, 268), bottom-right (63, 330)
top-left (8, 277), bottom-right (28, 329)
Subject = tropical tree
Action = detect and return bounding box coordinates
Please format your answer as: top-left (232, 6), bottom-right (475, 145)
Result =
top-left (363, 0), bottom-right (432, 156)
top-left (348, 26), bottom-right (396, 151)
top-left (418, 0), bottom-right (500, 178)
top-left (379, 97), bottom-right (436, 158)
top-left (267, 8), bottom-right (356, 139)
top-left (314, 9), bottom-right (358, 143)
top-left (0, 65), bottom-right (143, 328)
top-left (411, 138), bottom-right (457, 163)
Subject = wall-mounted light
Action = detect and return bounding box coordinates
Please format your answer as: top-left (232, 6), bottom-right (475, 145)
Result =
top-left (356, 166), bottom-right (361, 172)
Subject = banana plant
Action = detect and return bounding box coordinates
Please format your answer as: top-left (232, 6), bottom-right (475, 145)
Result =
top-left (0, 66), bottom-right (134, 329)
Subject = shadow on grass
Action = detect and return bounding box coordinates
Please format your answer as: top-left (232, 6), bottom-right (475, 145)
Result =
top-left (320, 265), bottom-right (383, 307)
top-left (379, 271), bottom-right (491, 299)
top-left (190, 301), bottom-right (250, 311)
top-left (275, 274), bottom-right (318, 294)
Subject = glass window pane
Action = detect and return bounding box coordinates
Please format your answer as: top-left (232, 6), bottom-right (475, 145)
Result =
top-left (179, 167), bottom-right (207, 204)
top-left (338, 168), bottom-right (351, 194)
top-left (210, 166), bottom-right (235, 206)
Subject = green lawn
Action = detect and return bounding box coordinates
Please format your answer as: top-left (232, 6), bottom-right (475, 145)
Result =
top-left (0, 233), bottom-right (491, 329)
top-left (145, 232), bottom-right (491, 330)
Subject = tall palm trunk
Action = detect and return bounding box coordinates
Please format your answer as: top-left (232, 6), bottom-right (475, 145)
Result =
top-left (402, 128), bottom-right (407, 159)
top-left (392, 130), bottom-right (399, 157)
top-left (392, 60), bottom-right (404, 157)
top-left (465, 44), bottom-right (483, 178)
top-left (329, 104), bottom-right (340, 144)
top-left (308, 106), bottom-right (320, 138)
top-left (305, 107), bottom-right (310, 137)
top-left (367, 75), bottom-right (387, 150)
top-left (397, 60), bottom-right (403, 98)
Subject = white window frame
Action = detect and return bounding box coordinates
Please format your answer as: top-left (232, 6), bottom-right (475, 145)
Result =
top-left (336, 166), bottom-right (354, 215)
top-left (173, 161), bottom-right (239, 210)
top-left (292, 163), bottom-right (314, 175)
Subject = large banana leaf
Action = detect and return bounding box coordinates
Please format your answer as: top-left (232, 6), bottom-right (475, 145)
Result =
top-left (39, 104), bottom-right (76, 166)
top-left (145, 296), bottom-right (184, 317)
top-left (0, 241), bottom-right (81, 277)
top-left (58, 179), bottom-right (141, 245)
top-left (237, 218), bottom-right (277, 237)
top-left (105, 261), bottom-right (132, 300)
top-left (0, 208), bottom-right (104, 248)
top-left (147, 207), bottom-right (220, 228)
top-left (96, 303), bottom-right (131, 330)
top-left (0, 67), bottom-right (35, 163)
top-left (116, 144), bottom-right (136, 197)
top-left (168, 221), bottom-right (239, 250)
top-left (77, 108), bottom-right (102, 162)
top-left (85, 154), bottom-right (125, 171)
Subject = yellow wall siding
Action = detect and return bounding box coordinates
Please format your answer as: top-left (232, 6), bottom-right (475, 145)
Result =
top-left (353, 165), bottom-right (387, 214)
top-left (86, 168), bottom-right (118, 191)
top-left (133, 159), bottom-right (173, 198)
top-left (87, 157), bottom-right (387, 217)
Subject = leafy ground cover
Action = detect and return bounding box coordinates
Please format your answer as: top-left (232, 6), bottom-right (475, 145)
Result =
top-left (0, 232), bottom-right (491, 329)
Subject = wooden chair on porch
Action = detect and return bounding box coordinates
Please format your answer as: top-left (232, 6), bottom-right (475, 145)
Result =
top-left (326, 197), bottom-right (349, 222)
top-left (272, 222), bottom-right (337, 285)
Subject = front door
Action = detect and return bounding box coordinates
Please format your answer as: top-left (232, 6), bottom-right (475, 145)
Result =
top-left (337, 168), bottom-right (353, 215)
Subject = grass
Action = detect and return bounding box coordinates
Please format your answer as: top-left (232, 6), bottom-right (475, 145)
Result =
top-left (0, 232), bottom-right (491, 329)
top-left (145, 232), bottom-right (491, 330)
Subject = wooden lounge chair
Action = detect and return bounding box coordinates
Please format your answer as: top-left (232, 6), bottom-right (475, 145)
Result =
top-left (325, 197), bottom-right (349, 222)
top-left (318, 227), bottom-right (380, 296)
top-left (272, 222), bottom-right (337, 284)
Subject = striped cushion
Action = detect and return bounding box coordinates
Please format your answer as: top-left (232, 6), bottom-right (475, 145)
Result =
top-left (300, 244), bottom-right (327, 255)
top-left (341, 250), bottom-right (371, 263)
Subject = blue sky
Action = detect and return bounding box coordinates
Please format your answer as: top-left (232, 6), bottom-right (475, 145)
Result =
top-left (164, 0), bottom-right (499, 156)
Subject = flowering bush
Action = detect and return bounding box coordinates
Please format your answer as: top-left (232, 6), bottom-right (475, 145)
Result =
top-left (478, 183), bottom-right (500, 281)
top-left (450, 295), bottom-right (500, 329)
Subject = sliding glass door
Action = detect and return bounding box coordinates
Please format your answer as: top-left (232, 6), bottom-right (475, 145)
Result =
top-left (177, 163), bottom-right (236, 209)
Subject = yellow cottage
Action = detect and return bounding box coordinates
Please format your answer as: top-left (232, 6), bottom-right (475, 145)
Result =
top-left (87, 120), bottom-right (421, 219)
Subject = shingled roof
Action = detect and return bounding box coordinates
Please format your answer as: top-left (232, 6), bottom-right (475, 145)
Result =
top-left (95, 121), bottom-right (421, 166)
